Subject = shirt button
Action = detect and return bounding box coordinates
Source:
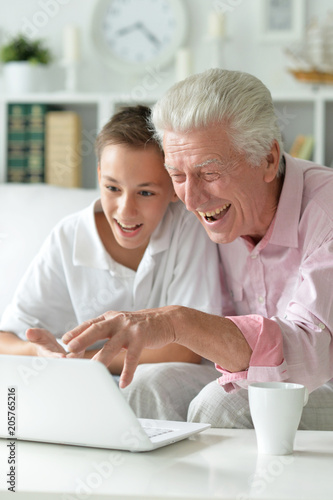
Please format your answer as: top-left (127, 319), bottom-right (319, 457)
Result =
top-left (258, 296), bottom-right (264, 303)
top-left (251, 254), bottom-right (258, 259)
top-left (319, 322), bottom-right (325, 330)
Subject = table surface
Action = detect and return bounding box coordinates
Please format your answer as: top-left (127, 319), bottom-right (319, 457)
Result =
top-left (0, 428), bottom-right (332, 500)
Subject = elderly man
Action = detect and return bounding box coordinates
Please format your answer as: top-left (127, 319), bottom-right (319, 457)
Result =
top-left (64, 69), bottom-right (333, 429)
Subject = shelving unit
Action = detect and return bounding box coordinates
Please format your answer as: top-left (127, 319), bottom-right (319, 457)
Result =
top-left (0, 92), bottom-right (158, 188)
top-left (1, 88), bottom-right (333, 187)
top-left (271, 89), bottom-right (330, 166)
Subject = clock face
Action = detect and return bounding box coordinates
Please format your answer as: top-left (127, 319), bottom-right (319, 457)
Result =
top-left (92, 0), bottom-right (188, 74)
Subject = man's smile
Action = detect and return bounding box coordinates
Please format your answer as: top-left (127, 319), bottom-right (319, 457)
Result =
top-left (197, 203), bottom-right (231, 222)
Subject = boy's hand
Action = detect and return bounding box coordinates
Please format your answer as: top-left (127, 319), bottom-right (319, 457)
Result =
top-left (26, 328), bottom-right (85, 359)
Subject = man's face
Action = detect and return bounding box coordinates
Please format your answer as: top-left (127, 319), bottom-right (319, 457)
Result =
top-left (163, 124), bottom-right (280, 245)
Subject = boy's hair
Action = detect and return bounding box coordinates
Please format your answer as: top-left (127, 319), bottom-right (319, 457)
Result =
top-left (95, 105), bottom-right (162, 162)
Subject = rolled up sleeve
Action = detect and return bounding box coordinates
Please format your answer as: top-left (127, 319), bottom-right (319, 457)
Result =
top-left (215, 314), bottom-right (287, 392)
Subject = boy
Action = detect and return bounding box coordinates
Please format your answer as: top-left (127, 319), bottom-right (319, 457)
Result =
top-left (0, 106), bottom-right (222, 403)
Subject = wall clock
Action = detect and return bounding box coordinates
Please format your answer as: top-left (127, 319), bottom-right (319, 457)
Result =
top-left (91, 0), bottom-right (188, 74)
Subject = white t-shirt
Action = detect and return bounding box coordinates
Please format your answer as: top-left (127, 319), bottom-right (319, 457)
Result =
top-left (0, 199), bottom-right (222, 349)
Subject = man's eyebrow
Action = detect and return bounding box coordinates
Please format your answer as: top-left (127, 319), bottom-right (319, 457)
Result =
top-left (195, 159), bottom-right (223, 168)
top-left (164, 163), bottom-right (176, 170)
top-left (164, 159), bottom-right (223, 170)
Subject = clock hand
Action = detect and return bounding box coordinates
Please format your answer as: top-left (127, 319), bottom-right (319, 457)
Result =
top-left (115, 21), bottom-right (161, 48)
top-left (136, 21), bottom-right (161, 47)
top-left (116, 22), bottom-right (142, 37)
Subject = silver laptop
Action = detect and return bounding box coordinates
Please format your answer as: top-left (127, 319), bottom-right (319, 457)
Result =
top-left (0, 354), bottom-right (210, 452)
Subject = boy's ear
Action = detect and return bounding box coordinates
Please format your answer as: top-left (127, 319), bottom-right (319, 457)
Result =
top-left (97, 163), bottom-right (101, 184)
top-left (170, 191), bottom-right (179, 203)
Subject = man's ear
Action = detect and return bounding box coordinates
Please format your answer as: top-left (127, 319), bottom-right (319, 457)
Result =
top-left (264, 140), bottom-right (280, 183)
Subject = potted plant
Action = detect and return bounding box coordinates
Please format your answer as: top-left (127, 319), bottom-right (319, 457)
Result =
top-left (1, 34), bottom-right (52, 93)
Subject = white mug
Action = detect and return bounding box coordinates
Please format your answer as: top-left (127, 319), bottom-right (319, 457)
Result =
top-left (248, 382), bottom-right (309, 455)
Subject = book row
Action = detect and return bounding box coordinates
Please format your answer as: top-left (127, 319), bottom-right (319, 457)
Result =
top-left (7, 103), bottom-right (82, 188)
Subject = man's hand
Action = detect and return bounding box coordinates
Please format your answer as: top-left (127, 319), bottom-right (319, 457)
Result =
top-left (26, 328), bottom-right (85, 358)
top-left (62, 306), bottom-right (252, 389)
top-left (62, 307), bottom-right (177, 388)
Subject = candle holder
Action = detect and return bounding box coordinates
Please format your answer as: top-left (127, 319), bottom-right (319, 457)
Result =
top-left (175, 47), bottom-right (193, 82)
top-left (62, 61), bottom-right (79, 92)
top-left (208, 37), bottom-right (225, 68)
top-left (206, 10), bottom-right (227, 69)
top-left (61, 25), bottom-right (80, 92)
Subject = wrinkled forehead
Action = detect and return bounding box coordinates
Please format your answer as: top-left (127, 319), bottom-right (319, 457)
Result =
top-left (163, 123), bottom-right (233, 154)
top-left (164, 158), bottom-right (224, 171)
top-left (162, 125), bottom-right (240, 175)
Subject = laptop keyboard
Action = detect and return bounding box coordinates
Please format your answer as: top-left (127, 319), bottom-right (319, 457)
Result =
top-left (143, 426), bottom-right (175, 438)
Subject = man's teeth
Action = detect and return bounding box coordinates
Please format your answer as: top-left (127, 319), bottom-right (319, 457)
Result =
top-left (198, 203), bottom-right (231, 218)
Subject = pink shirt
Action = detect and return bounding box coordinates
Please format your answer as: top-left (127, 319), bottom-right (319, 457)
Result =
top-left (217, 154), bottom-right (333, 393)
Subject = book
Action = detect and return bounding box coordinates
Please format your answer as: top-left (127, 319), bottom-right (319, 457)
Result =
top-left (7, 104), bottom-right (28, 182)
top-left (26, 103), bottom-right (48, 183)
top-left (45, 111), bottom-right (82, 188)
top-left (297, 136), bottom-right (315, 160)
top-left (289, 135), bottom-right (314, 161)
top-left (289, 135), bottom-right (305, 158)
top-left (7, 103), bottom-right (49, 183)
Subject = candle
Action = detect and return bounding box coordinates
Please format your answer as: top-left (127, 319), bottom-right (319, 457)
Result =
top-left (175, 47), bottom-right (192, 82)
top-left (208, 10), bottom-right (225, 39)
top-left (63, 25), bottom-right (80, 63)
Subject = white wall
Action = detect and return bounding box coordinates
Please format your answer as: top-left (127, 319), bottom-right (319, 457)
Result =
top-left (1, 0), bottom-right (333, 96)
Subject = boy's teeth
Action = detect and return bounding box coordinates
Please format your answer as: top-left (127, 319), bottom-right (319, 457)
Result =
top-left (116, 219), bottom-right (141, 230)
top-left (198, 203), bottom-right (230, 218)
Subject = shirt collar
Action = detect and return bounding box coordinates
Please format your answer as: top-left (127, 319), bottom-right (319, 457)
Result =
top-left (72, 199), bottom-right (178, 269)
top-left (73, 199), bottom-right (112, 270)
top-left (147, 201), bottom-right (182, 256)
top-left (268, 153), bottom-right (304, 248)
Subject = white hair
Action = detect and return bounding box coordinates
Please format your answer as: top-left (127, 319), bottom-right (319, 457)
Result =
top-left (151, 68), bottom-right (285, 175)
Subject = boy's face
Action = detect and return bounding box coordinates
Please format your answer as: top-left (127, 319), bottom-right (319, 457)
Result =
top-left (98, 144), bottom-right (177, 253)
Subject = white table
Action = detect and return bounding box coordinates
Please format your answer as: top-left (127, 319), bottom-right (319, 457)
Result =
top-left (0, 428), bottom-right (332, 499)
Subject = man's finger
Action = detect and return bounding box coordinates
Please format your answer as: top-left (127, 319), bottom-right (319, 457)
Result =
top-left (62, 316), bottom-right (105, 345)
top-left (92, 333), bottom-right (128, 366)
top-left (66, 319), bottom-right (113, 352)
top-left (118, 347), bottom-right (141, 388)
top-left (93, 335), bottom-right (142, 388)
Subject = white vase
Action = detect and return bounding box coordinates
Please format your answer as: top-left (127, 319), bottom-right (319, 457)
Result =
top-left (3, 61), bottom-right (46, 94)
